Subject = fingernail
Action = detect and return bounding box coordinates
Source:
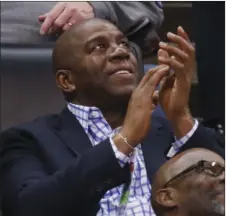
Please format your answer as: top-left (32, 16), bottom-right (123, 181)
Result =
top-left (178, 26), bottom-right (185, 33)
top-left (158, 56), bottom-right (164, 61)
top-left (40, 30), bottom-right (45, 35)
top-left (159, 42), bottom-right (167, 47)
top-left (167, 32), bottom-right (175, 38)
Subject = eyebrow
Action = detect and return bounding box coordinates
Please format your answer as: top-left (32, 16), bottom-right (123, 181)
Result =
top-left (86, 31), bottom-right (127, 46)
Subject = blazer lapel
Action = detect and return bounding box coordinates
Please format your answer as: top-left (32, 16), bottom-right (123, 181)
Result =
top-left (53, 107), bottom-right (93, 156)
top-left (142, 117), bottom-right (168, 183)
top-left (53, 107), bottom-right (168, 182)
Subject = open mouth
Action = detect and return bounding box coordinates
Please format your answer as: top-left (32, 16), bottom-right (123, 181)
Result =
top-left (113, 70), bottom-right (132, 75)
top-left (109, 66), bottom-right (134, 76)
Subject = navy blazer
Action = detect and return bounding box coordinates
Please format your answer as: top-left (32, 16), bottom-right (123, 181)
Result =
top-left (0, 107), bottom-right (224, 216)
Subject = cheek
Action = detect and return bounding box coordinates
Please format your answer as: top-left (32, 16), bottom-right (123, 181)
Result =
top-left (83, 57), bottom-right (106, 84)
top-left (189, 176), bottom-right (222, 201)
top-left (195, 177), bottom-right (215, 192)
top-left (131, 54), bottom-right (139, 69)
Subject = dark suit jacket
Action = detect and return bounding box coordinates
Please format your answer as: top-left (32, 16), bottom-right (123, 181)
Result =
top-left (0, 107), bottom-right (224, 216)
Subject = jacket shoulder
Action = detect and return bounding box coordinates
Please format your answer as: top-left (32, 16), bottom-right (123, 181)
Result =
top-left (0, 113), bottom-right (60, 138)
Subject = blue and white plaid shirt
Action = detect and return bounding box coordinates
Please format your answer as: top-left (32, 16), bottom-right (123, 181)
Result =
top-left (68, 103), bottom-right (198, 216)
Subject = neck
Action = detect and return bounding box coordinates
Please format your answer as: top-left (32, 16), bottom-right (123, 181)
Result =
top-left (71, 95), bottom-right (129, 129)
top-left (175, 209), bottom-right (219, 216)
top-left (167, 211), bottom-right (187, 216)
top-left (101, 109), bottom-right (126, 129)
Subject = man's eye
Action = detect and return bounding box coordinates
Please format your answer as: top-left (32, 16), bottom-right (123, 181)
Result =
top-left (94, 44), bottom-right (106, 50)
top-left (120, 41), bottom-right (130, 47)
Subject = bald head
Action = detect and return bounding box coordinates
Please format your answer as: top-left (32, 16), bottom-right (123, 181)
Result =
top-left (151, 148), bottom-right (224, 216)
top-left (51, 17), bottom-right (138, 105)
top-left (152, 148), bottom-right (224, 194)
top-left (52, 18), bottom-right (120, 73)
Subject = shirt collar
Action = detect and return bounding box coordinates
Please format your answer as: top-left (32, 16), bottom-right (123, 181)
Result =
top-left (67, 102), bottom-right (107, 128)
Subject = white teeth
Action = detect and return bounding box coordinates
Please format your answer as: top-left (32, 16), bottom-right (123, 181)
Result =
top-left (115, 70), bottom-right (130, 75)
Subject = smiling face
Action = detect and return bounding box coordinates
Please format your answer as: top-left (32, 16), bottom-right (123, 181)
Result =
top-left (171, 150), bottom-right (225, 216)
top-left (54, 19), bottom-right (139, 108)
top-left (152, 148), bottom-right (225, 216)
top-left (182, 160), bottom-right (225, 216)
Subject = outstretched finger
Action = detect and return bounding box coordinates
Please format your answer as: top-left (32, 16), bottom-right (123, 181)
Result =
top-left (158, 55), bottom-right (184, 73)
top-left (51, 7), bottom-right (72, 33)
top-left (40, 3), bottom-right (65, 35)
top-left (62, 11), bottom-right (84, 31)
top-left (159, 42), bottom-right (189, 62)
top-left (38, 14), bottom-right (47, 22)
top-left (177, 26), bottom-right (190, 42)
top-left (167, 32), bottom-right (195, 55)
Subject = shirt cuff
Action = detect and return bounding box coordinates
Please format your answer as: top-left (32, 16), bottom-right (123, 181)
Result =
top-left (167, 119), bottom-right (199, 157)
top-left (109, 128), bottom-right (132, 168)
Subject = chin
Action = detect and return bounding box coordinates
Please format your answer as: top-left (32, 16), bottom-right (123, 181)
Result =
top-left (113, 85), bottom-right (136, 97)
top-left (107, 75), bottom-right (138, 96)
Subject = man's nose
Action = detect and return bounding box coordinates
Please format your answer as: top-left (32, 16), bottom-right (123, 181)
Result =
top-left (108, 46), bottom-right (130, 62)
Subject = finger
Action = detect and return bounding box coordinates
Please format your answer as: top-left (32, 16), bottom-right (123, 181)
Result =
top-left (62, 10), bottom-right (85, 31)
top-left (177, 26), bottom-right (190, 42)
top-left (145, 65), bottom-right (170, 95)
top-left (160, 73), bottom-right (176, 93)
top-left (139, 65), bottom-right (169, 88)
top-left (38, 14), bottom-right (47, 22)
top-left (62, 19), bottom-right (75, 32)
top-left (158, 55), bottom-right (184, 71)
top-left (152, 90), bottom-right (159, 110)
top-left (62, 16), bottom-right (77, 32)
top-left (159, 42), bottom-right (189, 62)
top-left (40, 3), bottom-right (65, 35)
top-left (158, 49), bottom-right (169, 58)
top-left (167, 32), bottom-right (195, 55)
top-left (51, 7), bottom-right (73, 34)
top-left (158, 49), bottom-right (169, 65)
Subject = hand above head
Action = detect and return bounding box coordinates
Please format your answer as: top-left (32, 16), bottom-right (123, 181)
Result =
top-left (38, 2), bottom-right (94, 35)
top-left (157, 26), bottom-right (196, 137)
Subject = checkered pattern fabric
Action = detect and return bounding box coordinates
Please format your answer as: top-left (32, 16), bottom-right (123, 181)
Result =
top-left (67, 103), bottom-right (198, 216)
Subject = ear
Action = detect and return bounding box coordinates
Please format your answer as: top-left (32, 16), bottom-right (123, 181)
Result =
top-left (56, 70), bottom-right (76, 93)
top-left (156, 188), bottom-right (178, 208)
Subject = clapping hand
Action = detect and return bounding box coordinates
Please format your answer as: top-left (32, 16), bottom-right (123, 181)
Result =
top-left (157, 26), bottom-right (196, 137)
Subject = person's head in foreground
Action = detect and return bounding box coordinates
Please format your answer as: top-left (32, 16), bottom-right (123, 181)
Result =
top-left (52, 18), bottom-right (139, 112)
top-left (151, 148), bottom-right (225, 216)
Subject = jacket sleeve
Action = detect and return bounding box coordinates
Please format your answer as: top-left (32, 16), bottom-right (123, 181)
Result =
top-left (155, 106), bottom-right (225, 158)
top-left (0, 128), bottom-right (130, 216)
top-left (89, 1), bottom-right (164, 55)
top-left (178, 123), bottom-right (225, 158)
